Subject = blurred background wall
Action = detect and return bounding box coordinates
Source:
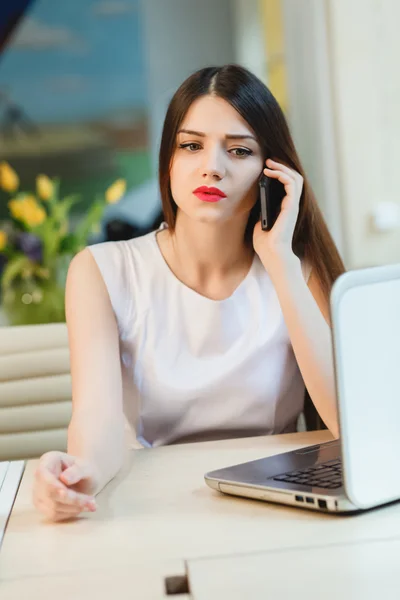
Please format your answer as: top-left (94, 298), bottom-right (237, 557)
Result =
top-left (281, 0), bottom-right (400, 269)
top-left (325, 0), bottom-right (400, 268)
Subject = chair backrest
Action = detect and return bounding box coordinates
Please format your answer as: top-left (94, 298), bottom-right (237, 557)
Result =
top-left (0, 323), bottom-right (71, 460)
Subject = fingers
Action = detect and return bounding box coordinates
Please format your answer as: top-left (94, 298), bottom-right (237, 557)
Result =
top-left (39, 451), bottom-right (65, 478)
top-left (265, 158), bottom-right (303, 182)
top-left (35, 469), bottom-right (96, 507)
top-left (33, 486), bottom-right (96, 522)
top-left (60, 462), bottom-right (91, 486)
top-left (263, 168), bottom-right (293, 186)
top-left (264, 160), bottom-right (304, 199)
top-left (35, 464), bottom-right (65, 496)
top-left (33, 461), bottom-right (97, 523)
top-left (263, 159), bottom-right (303, 211)
top-left (34, 496), bottom-right (84, 522)
top-left (57, 487), bottom-right (96, 510)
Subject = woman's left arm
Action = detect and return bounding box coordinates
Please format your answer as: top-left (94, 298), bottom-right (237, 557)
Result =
top-left (253, 158), bottom-right (339, 438)
top-left (267, 255), bottom-right (339, 438)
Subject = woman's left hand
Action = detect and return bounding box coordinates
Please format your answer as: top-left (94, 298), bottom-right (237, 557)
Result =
top-left (253, 158), bottom-right (303, 270)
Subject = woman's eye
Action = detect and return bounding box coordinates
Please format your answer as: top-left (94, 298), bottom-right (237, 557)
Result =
top-left (230, 148), bottom-right (253, 157)
top-left (179, 143), bottom-right (201, 151)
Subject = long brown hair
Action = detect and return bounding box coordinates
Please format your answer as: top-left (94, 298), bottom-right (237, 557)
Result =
top-left (159, 64), bottom-right (345, 300)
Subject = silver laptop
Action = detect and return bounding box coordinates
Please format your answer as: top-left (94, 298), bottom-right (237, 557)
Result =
top-left (205, 262), bottom-right (400, 513)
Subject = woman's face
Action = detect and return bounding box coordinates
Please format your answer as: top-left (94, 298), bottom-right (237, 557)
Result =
top-left (170, 95), bottom-right (264, 225)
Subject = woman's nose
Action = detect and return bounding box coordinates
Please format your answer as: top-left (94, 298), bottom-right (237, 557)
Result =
top-left (201, 148), bottom-right (225, 180)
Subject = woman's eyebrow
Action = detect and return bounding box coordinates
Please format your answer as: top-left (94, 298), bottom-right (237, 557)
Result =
top-left (177, 128), bottom-right (257, 142)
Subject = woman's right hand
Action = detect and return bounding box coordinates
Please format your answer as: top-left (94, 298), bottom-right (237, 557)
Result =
top-left (33, 451), bottom-right (99, 522)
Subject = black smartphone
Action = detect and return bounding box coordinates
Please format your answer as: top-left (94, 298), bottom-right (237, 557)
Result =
top-left (259, 172), bottom-right (286, 231)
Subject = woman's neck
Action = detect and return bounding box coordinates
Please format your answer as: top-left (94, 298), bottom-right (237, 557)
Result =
top-left (155, 211), bottom-right (255, 300)
top-left (170, 211), bottom-right (253, 278)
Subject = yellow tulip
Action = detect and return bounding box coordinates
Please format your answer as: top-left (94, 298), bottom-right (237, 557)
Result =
top-left (23, 204), bottom-right (46, 227)
top-left (0, 162), bottom-right (19, 193)
top-left (36, 174), bottom-right (54, 201)
top-left (8, 195), bottom-right (46, 227)
top-left (9, 195), bottom-right (33, 220)
top-left (105, 179), bottom-right (126, 204)
top-left (22, 194), bottom-right (38, 207)
top-left (8, 199), bottom-right (24, 221)
top-left (0, 230), bottom-right (7, 251)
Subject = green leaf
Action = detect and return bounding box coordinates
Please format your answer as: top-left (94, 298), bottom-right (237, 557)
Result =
top-left (50, 194), bottom-right (80, 223)
top-left (38, 194), bottom-right (80, 262)
top-left (58, 233), bottom-right (79, 254)
top-left (45, 177), bottom-right (60, 208)
top-left (73, 198), bottom-right (105, 247)
top-left (1, 253), bottom-right (31, 291)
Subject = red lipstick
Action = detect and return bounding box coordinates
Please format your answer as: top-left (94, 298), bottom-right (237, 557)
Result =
top-left (193, 186), bottom-right (227, 203)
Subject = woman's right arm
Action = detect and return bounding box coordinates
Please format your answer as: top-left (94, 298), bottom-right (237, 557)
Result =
top-left (64, 248), bottom-right (126, 494)
top-left (33, 248), bottom-right (126, 521)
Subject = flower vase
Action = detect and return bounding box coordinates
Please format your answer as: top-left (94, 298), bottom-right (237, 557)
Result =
top-left (1, 256), bottom-right (71, 326)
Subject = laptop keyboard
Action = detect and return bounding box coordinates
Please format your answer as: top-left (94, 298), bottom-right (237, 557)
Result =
top-left (272, 458), bottom-right (343, 489)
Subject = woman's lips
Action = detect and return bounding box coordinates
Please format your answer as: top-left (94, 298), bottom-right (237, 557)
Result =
top-left (194, 191), bottom-right (224, 203)
top-left (193, 187), bottom-right (227, 203)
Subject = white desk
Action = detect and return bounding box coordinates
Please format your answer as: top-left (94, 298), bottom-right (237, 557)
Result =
top-left (186, 538), bottom-right (400, 599)
top-left (1, 431), bottom-right (400, 598)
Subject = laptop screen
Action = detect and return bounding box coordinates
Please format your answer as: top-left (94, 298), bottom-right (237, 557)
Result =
top-left (332, 265), bottom-right (400, 508)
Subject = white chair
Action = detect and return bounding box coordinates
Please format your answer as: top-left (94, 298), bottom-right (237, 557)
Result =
top-left (0, 323), bottom-right (71, 461)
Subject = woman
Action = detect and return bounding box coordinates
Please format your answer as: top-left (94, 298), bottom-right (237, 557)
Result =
top-left (33, 64), bottom-right (345, 522)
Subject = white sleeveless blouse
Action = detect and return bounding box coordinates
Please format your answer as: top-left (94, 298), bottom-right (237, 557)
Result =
top-left (88, 227), bottom-right (310, 448)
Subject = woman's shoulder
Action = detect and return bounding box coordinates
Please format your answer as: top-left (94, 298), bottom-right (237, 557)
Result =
top-left (89, 228), bottom-right (155, 256)
top-left (87, 230), bottom-right (158, 275)
top-left (84, 230), bottom-right (159, 336)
